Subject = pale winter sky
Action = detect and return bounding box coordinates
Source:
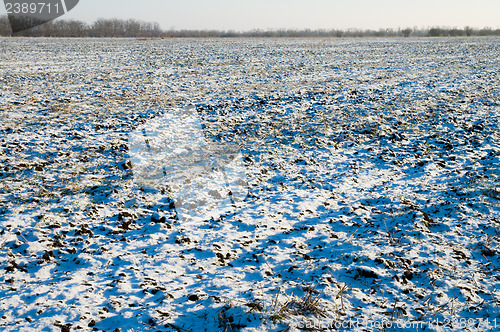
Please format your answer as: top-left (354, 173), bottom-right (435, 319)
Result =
top-left (4, 0), bottom-right (500, 31)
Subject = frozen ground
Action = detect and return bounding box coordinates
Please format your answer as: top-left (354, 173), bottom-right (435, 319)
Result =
top-left (0, 37), bottom-right (500, 331)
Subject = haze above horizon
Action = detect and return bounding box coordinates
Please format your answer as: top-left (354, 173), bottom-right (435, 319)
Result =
top-left (4, 0), bottom-right (497, 31)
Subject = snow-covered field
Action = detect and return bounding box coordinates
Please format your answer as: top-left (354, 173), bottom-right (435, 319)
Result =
top-left (0, 37), bottom-right (499, 331)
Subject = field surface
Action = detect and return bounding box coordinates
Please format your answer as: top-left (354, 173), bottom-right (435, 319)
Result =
top-left (1, 37), bottom-right (500, 331)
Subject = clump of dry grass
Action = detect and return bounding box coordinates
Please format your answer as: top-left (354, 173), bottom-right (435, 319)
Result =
top-left (268, 286), bottom-right (328, 324)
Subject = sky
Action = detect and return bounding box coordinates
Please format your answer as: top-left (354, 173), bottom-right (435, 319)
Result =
top-left (3, 0), bottom-right (500, 31)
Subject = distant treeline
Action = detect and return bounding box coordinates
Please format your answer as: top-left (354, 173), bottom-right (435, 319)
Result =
top-left (0, 16), bottom-right (163, 37)
top-left (1, 16), bottom-right (500, 38)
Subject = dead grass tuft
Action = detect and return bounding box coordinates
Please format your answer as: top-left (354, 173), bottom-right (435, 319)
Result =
top-left (268, 286), bottom-right (328, 324)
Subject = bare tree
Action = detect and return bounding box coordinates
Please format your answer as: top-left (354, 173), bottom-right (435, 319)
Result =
top-left (464, 26), bottom-right (472, 37)
top-left (402, 28), bottom-right (412, 37)
top-left (0, 15), bottom-right (12, 36)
